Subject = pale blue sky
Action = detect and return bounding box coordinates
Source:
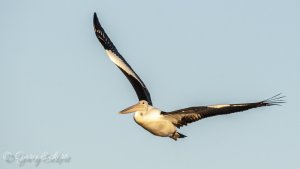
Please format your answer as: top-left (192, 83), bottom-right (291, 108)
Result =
top-left (0, 0), bottom-right (299, 169)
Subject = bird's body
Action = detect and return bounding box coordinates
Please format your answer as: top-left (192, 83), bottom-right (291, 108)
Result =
top-left (133, 105), bottom-right (177, 138)
top-left (93, 13), bottom-right (285, 140)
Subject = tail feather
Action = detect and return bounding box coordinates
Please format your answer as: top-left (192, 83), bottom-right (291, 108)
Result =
top-left (170, 132), bottom-right (187, 141)
top-left (178, 133), bottom-right (187, 138)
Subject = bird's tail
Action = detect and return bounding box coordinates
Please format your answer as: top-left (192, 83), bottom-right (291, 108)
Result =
top-left (170, 132), bottom-right (187, 141)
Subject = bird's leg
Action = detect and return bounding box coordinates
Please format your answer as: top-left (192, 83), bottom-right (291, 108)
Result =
top-left (170, 132), bottom-right (179, 141)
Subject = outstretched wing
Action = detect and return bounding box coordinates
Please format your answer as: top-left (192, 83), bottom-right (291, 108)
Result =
top-left (162, 94), bottom-right (285, 128)
top-left (93, 13), bottom-right (152, 105)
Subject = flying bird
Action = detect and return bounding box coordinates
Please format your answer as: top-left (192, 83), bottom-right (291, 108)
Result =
top-left (93, 13), bottom-right (285, 140)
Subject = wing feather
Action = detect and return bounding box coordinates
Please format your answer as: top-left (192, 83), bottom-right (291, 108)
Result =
top-left (162, 94), bottom-right (285, 128)
top-left (93, 13), bottom-right (152, 105)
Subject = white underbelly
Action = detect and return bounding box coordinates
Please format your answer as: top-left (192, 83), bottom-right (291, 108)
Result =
top-left (134, 117), bottom-right (176, 137)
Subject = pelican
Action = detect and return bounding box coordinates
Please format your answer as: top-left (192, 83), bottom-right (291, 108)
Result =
top-left (93, 13), bottom-right (285, 140)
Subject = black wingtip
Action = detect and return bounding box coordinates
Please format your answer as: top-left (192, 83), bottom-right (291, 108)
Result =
top-left (93, 12), bottom-right (103, 31)
top-left (93, 12), bottom-right (98, 19)
top-left (93, 12), bottom-right (99, 25)
top-left (93, 12), bottom-right (111, 50)
top-left (262, 93), bottom-right (286, 106)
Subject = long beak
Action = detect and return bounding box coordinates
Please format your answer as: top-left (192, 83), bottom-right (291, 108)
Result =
top-left (119, 103), bottom-right (145, 114)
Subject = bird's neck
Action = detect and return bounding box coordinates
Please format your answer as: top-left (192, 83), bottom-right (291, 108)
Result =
top-left (133, 105), bottom-right (161, 124)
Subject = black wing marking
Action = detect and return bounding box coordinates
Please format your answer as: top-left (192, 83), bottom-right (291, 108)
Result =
top-left (162, 94), bottom-right (285, 128)
top-left (93, 13), bottom-right (152, 105)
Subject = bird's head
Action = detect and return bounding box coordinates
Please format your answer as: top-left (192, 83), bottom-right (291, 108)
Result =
top-left (119, 100), bottom-right (148, 114)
